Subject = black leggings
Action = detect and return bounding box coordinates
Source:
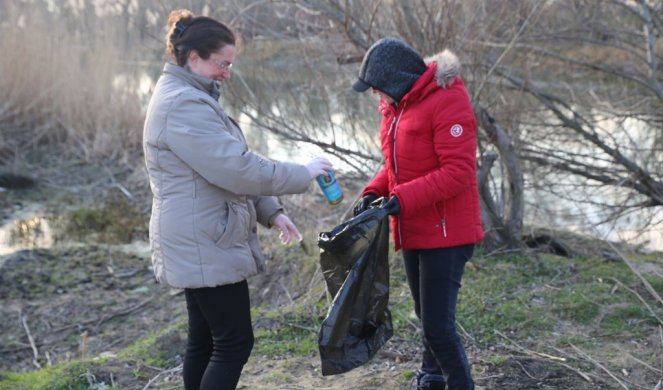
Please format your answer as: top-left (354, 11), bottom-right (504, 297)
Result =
top-left (183, 281), bottom-right (254, 390)
top-left (403, 244), bottom-right (475, 390)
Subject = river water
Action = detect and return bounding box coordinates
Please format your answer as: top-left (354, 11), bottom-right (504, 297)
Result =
top-left (220, 42), bottom-right (663, 252)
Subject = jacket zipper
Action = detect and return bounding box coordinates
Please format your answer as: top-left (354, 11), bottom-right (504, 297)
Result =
top-left (391, 103), bottom-right (406, 177)
top-left (434, 203), bottom-right (448, 238)
top-left (442, 203), bottom-right (447, 238)
top-left (387, 116), bottom-right (397, 137)
top-left (391, 103), bottom-right (407, 246)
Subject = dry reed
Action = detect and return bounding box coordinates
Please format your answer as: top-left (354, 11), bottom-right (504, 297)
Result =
top-left (0, 2), bottom-right (148, 165)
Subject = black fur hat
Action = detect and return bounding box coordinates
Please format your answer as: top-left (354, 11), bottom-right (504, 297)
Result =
top-left (352, 38), bottom-right (427, 102)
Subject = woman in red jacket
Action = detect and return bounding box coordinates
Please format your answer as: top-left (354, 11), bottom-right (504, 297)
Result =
top-left (352, 38), bottom-right (484, 390)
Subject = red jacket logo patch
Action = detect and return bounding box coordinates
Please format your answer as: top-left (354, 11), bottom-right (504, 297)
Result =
top-left (450, 124), bottom-right (463, 137)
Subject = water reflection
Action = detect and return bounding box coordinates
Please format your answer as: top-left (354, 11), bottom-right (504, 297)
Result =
top-left (220, 40), bottom-right (383, 174)
top-left (0, 216), bottom-right (54, 256)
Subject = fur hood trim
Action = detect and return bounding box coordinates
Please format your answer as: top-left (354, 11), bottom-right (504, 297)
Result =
top-left (424, 49), bottom-right (460, 88)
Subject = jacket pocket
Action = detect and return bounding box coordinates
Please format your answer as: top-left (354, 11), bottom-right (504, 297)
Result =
top-left (434, 202), bottom-right (448, 238)
top-left (214, 201), bottom-right (250, 248)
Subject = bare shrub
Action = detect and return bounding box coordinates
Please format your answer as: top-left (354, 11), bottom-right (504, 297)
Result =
top-left (0, 1), bottom-right (145, 164)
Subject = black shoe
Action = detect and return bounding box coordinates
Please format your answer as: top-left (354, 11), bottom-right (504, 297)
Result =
top-left (410, 370), bottom-right (446, 390)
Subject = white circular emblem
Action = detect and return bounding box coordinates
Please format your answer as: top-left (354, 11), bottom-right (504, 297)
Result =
top-left (450, 124), bottom-right (463, 137)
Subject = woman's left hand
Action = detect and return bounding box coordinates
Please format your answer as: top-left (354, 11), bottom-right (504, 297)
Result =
top-left (272, 213), bottom-right (303, 245)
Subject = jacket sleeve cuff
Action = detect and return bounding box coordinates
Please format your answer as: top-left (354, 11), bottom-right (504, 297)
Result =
top-left (254, 196), bottom-right (283, 227)
top-left (267, 210), bottom-right (284, 228)
top-left (391, 190), bottom-right (406, 215)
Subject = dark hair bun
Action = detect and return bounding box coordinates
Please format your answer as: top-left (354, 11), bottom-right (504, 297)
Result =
top-left (166, 9), bottom-right (195, 57)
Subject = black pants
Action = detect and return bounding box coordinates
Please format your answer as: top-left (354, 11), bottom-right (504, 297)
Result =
top-left (403, 245), bottom-right (475, 390)
top-left (183, 281), bottom-right (254, 390)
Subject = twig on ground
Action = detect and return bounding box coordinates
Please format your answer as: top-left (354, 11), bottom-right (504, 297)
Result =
top-left (608, 277), bottom-right (663, 326)
top-left (45, 298), bottom-right (151, 336)
top-left (457, 321), bottom-right (477, 345)
top-left (514, 359), bottom-right (544, 380)
top-left (51, 318), bottom-right (95, 334)
top-left (378, 350), bottom-right (412, 362)
top-left (557, 361), bottom-right (594, 383)
top-left (20, 312), bottom-right (41, 368)
top-left (79, 331), bottom-right (88, 358)
top-left (500, 353), bottom-right (595, 383)
top-left (271, 318), bottom-right (317, 333)
top-left (104, 165), bottom-right (133, 200)
top-left (495, 330), bottom-right (566, 362)
top-left (142, 363), bottom-right (183, 390)
top-left (404, 316), bottom-right (420, 332)
top-left (94, 297), bottom-right (154, 331)
top-left (278, 280), bottom-right (295, 305)
top-left (501, 352), bottom-right (594, 383)
top-left (607, 242), bottom-right (663, 306)
top-left (624, 352), bottom-right (662, 375)
top-left (495, 331), bottom-right (595, 383)
top-left (570, 343), bottom-right (628, 389)
top-left (140, 362), bottom-right (167, 372)
top-left (479, 248), bottom-right (523, 258)
top-left (112, 268), bottom-right (144, 278)
top-left (549, 345), bottom-right (577, 360)
top-left (475, 373), bottom-right (505, 381)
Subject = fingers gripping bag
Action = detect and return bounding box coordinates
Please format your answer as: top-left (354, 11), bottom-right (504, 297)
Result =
top-left (317, 198), bottom-right (393, 375)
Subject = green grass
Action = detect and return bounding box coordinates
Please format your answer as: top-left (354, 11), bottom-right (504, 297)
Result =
top-left (644, 274), bottom-right (663, 293)
top-left (0, 362), bottom-right (96, 390)
top-left (483, 354), bottom-right (509, 365)
top-left (452, 251), bottom-right (661, 344)
top-left (549, 287), bottom-right (601, 324)
top-left (254, 326), bottom-right (317, 357)
top-left (116, 324), bottom-right (186, 369)
top-left (378, 248), bottom-right (661, 348)
top-left (389, 292), bottom-right (417, 338)
top-left (60, 198), bottom-right (147, 244)
top-left (602, 304), bottom-right (654, 334)
top-left (252, 308), bottom-right (320, 357)
top-left (553, 333), bottom-right (592, 348)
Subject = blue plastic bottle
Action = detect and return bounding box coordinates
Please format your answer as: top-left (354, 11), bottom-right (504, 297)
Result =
top-left (316, 170), bottom-right (343, 205)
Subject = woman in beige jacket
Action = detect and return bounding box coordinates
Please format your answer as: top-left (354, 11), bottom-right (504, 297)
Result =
top-left (143, 9), bottom-right (331, 390)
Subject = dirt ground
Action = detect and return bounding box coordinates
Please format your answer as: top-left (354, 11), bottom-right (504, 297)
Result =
top-left (1, 173), bottom-right (660, 389)
top-left (0, 244), bottom-right (630, 389)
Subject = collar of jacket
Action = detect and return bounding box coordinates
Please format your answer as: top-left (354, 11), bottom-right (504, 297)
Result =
top-left (163, 62), bottom-right (221, 100)
top-left (379, 49), bottom-right (462, 115)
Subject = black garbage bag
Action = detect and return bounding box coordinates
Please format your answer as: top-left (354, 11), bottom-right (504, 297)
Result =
top-left (317, 200), bottom-right (393, 376)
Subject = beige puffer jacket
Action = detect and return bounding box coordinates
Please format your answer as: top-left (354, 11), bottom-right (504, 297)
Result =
top-left (143, 63), bottom-right (310, 289)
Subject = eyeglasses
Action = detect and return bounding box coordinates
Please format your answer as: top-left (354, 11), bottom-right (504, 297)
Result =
top-left (210, 58), bottom-right (233, 72)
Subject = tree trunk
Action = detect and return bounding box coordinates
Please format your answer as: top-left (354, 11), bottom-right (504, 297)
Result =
top-left (476, 105), bottom-right (525, 252)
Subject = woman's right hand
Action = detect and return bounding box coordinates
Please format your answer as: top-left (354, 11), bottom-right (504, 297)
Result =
top-left (305, 157), bottom-right (333, 179)
top-left (353, 194), bottom-right (378, 216)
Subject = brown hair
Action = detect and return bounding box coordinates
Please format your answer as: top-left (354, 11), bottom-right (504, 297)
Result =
top-left (166, 9), bottom-right (236, 66)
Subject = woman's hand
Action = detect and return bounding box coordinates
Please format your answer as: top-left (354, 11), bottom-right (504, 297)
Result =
top-left (305, 157), bottom-right (333, 179)
top-left (382, 196), bottom-right (401, 215)
top-left (353, 194), bottom-right (378, 216)
top-left (271, 213), bottom-right (303, 245)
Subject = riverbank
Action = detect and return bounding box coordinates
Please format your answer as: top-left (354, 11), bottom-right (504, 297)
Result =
top-left (0, 163), bottom-right (662, 389)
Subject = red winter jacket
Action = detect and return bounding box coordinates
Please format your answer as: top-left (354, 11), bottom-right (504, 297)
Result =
top-left (362, 50), bottom-right (484, 251)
